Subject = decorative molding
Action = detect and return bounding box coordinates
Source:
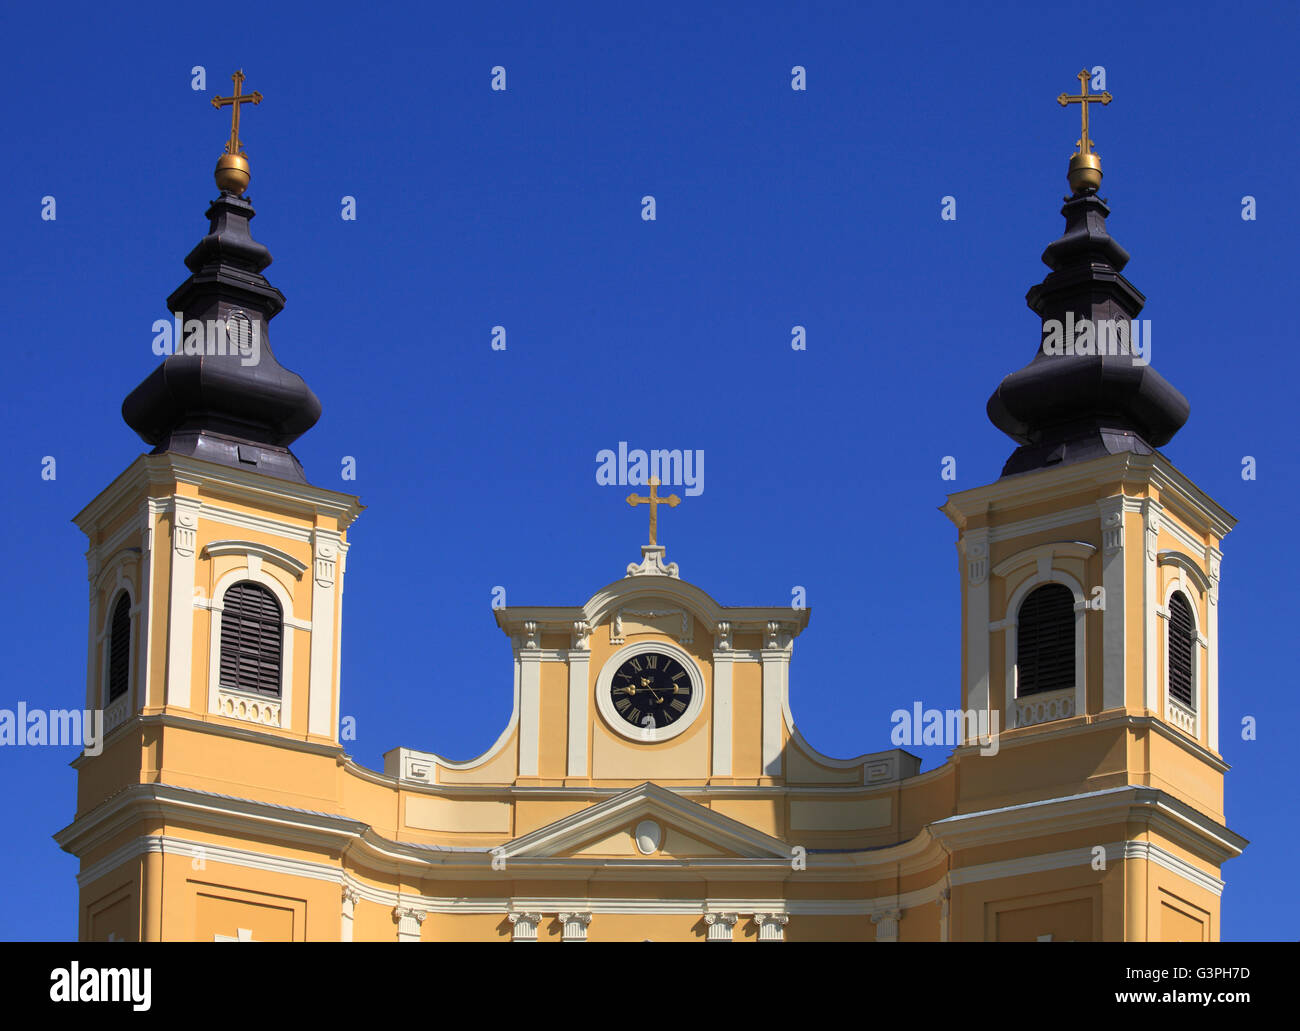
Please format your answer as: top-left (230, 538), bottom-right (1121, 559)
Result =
top-left (713, 621), bottom-right (732, 651)
top-left (626, 544), bottom-right (679, 579)
top-left (571, 620), bottom-right (591, 650)
top-left (705, 912), bottom-right (739, 942)
top-left (753, 912), bottom-right (789, 941)
top-left (991, 540), bottom-right (1096, 580)
top-left (1098, 497), bottom-right (1126, 554)
top-left (508, 911), bottom-right (543, 942)
top-left (173, 507), bottom-right (198, 558)
top-left (870, 909), bottom-right (902, 942)
top-left (1166, 696), bottom-right (1197, 737)
top-left (203, 540), bottom-right (308, 579)
top-left (214, 687), bottom-right (281, 727)
top-left (965, 538), bottom-right (989, 586)
top-left (341, 886), bottom-right (358, 942)
top-left (1015, 688), bottom-right (1075, 729)
top-left (102, 694), bottom-right (131, 735)
top-left (558, 912), bottom-right (592, 942)
top-left (393, 906), bottom-right (426, 942)
top-left (1144, 502), bottom-right (1163, 561)
top-left (764, 621), bottom-right (793, 652)
top-left (1157, 550), bottom-right (1212, 593)
top-left (522, 621), bottom-right (539, 649)
top-left (610, 606), bottom-right (692, 645)
top-left (634, 820), bottom-right (663, 855)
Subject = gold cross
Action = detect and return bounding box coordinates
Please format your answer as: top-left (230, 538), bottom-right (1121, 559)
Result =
top-left (212, 70), bottom-right (263, 157)
top-left (626, 477), bottom-right (680, 546)
top-left (1057, 69), bottom-right (1111, 157)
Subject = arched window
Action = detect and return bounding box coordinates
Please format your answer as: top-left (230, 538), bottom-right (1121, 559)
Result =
top-left (219, 581), bottom-right (283, 697)
top-left (1167, 591), bottom-right (1196, 708)
top-left (107, 593), bottom-right (131, 702)
top-left (1016, 583), bottom-right (1075, 696)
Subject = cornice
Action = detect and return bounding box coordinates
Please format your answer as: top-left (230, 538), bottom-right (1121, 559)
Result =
top-left (930, 784), bottom-right (1247, 867)
top-left (73, 452), bottom-right (365, 536)
top-left (54, 781), bottom-right (950, 884)
top-left (942, 452), bottom-right (1235, 540)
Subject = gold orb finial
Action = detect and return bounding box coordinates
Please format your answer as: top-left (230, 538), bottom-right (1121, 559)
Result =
top-left (211, 70), bottom-right (263, 194)
top-left (1057, 69), bottom-right (1112, 194)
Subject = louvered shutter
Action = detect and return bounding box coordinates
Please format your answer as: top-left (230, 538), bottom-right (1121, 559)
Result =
top-left (219, 582), bottom-right (283, 696)
top-left (107, 593), bottom-right (131, 702)
top-left (1168, 592), bottom-right (1195, 707)
top-left (1017, 583), bottom-right (1075, 696)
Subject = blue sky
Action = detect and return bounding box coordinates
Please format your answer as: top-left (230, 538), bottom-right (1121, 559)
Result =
top-left (1, 0), bottom-right (1294, 940)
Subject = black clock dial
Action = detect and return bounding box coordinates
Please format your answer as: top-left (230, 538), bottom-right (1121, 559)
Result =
top-left (610, 652), bottom-right (692, 730)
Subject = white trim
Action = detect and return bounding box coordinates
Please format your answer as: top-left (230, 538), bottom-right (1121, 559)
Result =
top-left (203, 539), bottom-right (308, 579)
top-left (1205, 546), bottom-right (1222, 752)
top-left (1161, 581), bottom-right (1201, 740)
top-left (761, 640), bottom-right (790, 776)
top-left (567, 647), bottom-right (590, 777)
top-left (964, 529), bottom-right (991, 723)
top-left (1143, 500), bottom-right (1163, 714)
top-left (594, 641), bottom-right (705, 744)
top-left (711, 652), bottom-right (733, 776)
top-left (518, 650), bottom-right (541, 776)
top-left (1097, 496), bottom-right (1128, 711)
top-left (308, 529), bottom-right (342, 739)
top-left (947, 839), bottom-right (1224, 898)
top-left (165, 495), bottom-right (202, 708)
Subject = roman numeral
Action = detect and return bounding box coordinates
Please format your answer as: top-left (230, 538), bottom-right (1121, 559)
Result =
top-left (627, 707), bottom-right (641, 723)
top-left (670, 699), bottom-right (687, 712)
top-left (663, 660), bottom-right (674, 674)
top-left (630, 659), bottom-right (642, 672)
top-left (646, 655), bottom-right (658, 669)
top-left (615, 697), bottom-right (631, 711)
top-left (671, 672), bottom-right (686, 681)
top-left (662, 710), bottom-right (674, 721)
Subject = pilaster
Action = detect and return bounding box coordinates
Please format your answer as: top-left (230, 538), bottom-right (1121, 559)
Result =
top-left (567, 621), bottom-right (591, 777)
top-left (165, 495), bottom-right (202, 709)
top-left (712, 621), bottom-right (734, 777)
top-left (308, 528), bottom-right (342, 739)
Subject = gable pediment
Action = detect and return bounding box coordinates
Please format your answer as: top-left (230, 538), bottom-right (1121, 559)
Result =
top-left (499, 783), bottom-right (791, 863)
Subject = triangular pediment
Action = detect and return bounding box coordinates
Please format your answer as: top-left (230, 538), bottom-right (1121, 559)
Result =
top-left (499, 783), bottom-right (791, 862)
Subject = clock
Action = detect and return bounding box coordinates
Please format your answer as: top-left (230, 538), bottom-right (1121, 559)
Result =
top-left (596, 642), bottom-right (705, 742)
top-left (610, 651), bottom-right (692, 730)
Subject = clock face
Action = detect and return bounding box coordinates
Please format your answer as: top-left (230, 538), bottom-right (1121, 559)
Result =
top-left (609, 652), bottom-right (693, 730)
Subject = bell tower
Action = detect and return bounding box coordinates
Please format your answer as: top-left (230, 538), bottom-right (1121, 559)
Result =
top-left (59, 74), bottom-right (362, 941)
top-left (937, 74), bottom-right (1245, 941)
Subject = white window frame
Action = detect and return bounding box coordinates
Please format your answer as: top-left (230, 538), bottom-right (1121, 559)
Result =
top-left (1158, 581), bottom-right (1205, 740)
top-left (1001, 570), bottom-right (1087, 730)
top-left (207, 563), bottom-right (299, 729)
top-left (97, 579), bottom-right (139, 733)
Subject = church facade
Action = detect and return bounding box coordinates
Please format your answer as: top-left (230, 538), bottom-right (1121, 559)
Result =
top-left (55, 74), bottom-right (1246, 942)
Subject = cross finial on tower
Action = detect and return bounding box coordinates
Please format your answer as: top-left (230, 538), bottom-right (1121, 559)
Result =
top-left (626, 477), bottom-right (680, 547)
top-left (211, 70), bottom-right (263, 195)
top-left (1057, 69), bottom-right (1112, 194)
